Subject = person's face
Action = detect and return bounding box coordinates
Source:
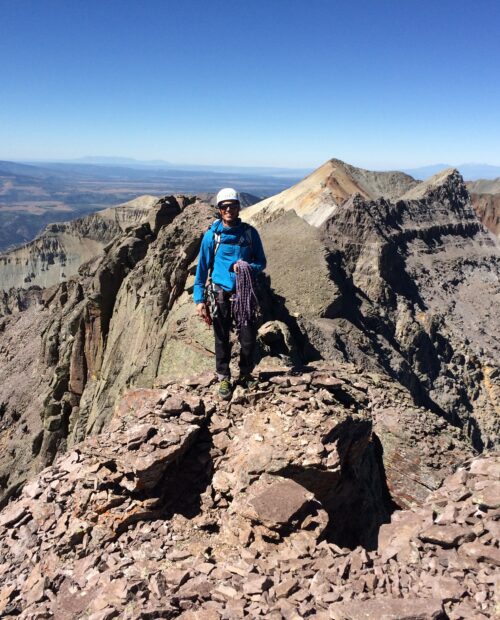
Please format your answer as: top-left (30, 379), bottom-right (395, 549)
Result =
top-left (219, 201), bottom-right (240, 226)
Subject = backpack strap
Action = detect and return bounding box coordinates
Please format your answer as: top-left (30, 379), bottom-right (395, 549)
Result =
top-left (242, 223), bottom-right (253, 249)
top-left (214, 231), bottom-right (222, 254)
top-left (210, 231), bottom-right (221, 276)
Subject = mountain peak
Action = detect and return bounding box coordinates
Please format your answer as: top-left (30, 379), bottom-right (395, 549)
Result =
top-left (243, 158), bottom-right (419, 227)
top-left (400, 168), bottom-right (463, 200)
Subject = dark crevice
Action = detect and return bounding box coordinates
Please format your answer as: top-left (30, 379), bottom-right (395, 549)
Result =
top-left (155, 424), bottom-right (214, 521)
top-left (0, 481), bottom-right (24, 511)
top-left (277, 423), bottom-right (398, 551)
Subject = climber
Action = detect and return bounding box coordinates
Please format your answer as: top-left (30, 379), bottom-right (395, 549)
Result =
top-left (193, 188), bottom-right (267, 400)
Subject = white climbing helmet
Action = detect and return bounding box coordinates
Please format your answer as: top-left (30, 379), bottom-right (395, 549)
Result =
top-left (216, 187), bottom-right (240, 207)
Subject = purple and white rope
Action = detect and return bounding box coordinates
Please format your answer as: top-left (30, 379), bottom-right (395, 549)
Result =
top-left (233, 260), bottom-right (258, 332)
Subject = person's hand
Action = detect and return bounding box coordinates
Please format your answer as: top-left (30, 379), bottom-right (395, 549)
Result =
top-left (233, 261), bottom-right (241, 274)
top-left (196, 303), bottom-right (207, 319)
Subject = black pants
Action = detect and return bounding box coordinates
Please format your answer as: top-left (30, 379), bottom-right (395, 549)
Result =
top-left (212, 288), bottom-right (256, 379)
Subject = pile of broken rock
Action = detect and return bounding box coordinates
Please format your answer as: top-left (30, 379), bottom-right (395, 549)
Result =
top-left (0, 362), bottom-right (498, 619)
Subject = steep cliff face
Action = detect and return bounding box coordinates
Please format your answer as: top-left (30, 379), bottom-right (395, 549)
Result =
top-left (322, 170), bottom-right (499, 449)
top-left (0, 195), bottom-right (159, 291)
top-left (69, 197), bottom-right (214, 440)
top-left (467, 178), bottom-right (500, 236)
top-left (0, 195), bottom-right (203, 505)
top-left (469, 192), bottom-right (500, 236)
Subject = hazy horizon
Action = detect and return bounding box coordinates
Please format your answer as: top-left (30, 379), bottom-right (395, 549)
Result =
top-left (4, 156), bottom-right (500, 180)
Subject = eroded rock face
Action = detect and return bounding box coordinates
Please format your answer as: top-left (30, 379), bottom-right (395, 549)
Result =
top-left (0, 366), bottom-right (495, 619)
top-left (469, 192), bottom-right (500, 236)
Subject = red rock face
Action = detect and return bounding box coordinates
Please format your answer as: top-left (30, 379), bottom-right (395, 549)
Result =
top-left (470, 192), bottom-right (500, 236)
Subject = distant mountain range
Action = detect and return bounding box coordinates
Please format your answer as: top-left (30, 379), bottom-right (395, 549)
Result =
top-left (1, 157), bottom-right (499, 254)
top-left (402, 163), bottom-right (500, 181)
top-left (18, 157), bottom-right (500, 180)
top-left (24, 157), bottom-right (313, 178)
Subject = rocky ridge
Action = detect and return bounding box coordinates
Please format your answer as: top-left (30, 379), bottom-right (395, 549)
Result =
top-left (0, 195), bottom-right (160, 291)
top-left (0, 162), bottom-right (498, 509)
top-left (2, 364), bottom-right (498, 619)
top-left (0, 194), bottom-right (202, 506)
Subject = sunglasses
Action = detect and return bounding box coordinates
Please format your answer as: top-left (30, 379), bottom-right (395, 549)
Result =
top-left (219, 203), bottom-right (240, 211)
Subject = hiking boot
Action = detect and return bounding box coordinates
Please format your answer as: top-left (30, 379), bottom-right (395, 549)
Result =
top-left (239, 374), bottom-right (258, 389)
top-left (218, 378), bottom-right (232, 400)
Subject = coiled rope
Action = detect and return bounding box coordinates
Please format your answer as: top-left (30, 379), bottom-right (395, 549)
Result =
top-left (233, 260), bottom-right (258, 332)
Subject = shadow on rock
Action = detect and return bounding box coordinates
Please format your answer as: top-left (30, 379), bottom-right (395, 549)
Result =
top-left (155, 424), bottom-right (215, 524)
top-left (276, 421), bottom-right (399, 551)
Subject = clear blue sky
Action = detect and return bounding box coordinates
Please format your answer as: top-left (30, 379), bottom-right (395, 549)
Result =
top-left (1, 0), bottom-right (499, 169)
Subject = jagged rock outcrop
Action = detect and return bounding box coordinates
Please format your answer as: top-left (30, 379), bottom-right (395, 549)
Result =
top-left (1, 366), bottom-right (496, 619)
top-left (245, 165), bottom-right (500, 451)
top-left (0, 195), bottom-right (159, 291)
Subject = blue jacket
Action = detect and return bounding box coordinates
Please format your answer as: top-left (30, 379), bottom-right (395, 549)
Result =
top-left (193, 219), bottom-right (266, 304)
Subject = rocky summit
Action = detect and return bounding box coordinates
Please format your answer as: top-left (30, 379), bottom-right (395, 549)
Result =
top-left (0, 159), bottom-right (499, 619)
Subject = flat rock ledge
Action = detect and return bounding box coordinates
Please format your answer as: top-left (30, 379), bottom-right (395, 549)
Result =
top-left (0, 362), bottom-right (497, 619)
